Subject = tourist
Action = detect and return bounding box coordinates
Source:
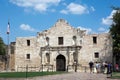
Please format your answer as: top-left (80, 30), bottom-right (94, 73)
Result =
top-left (95, 62), bottom-right (101, 73)
top-left (95, 62), bottom-right (98, 73)
top-left (115, 63), bottom-right (119, 72)
top-left (93, 62), bottom-right (97, 73)
top-left (101, 61), bottom-right (106, 73)
top-left (104, 61), bottom-right (108, 74)
top-left (89, 61), bottom-right (94, 73)
top-left (107, 62), bottom-right (112, 78)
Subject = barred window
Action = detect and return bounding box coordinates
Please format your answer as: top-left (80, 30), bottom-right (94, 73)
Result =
top-left (58, 37), bottom-right (63, 45)
top-left (27, 40), bottom-right (30, 46)
top-left (94, 52), bottom-right (99, 58)
top-left (93, 36), bottom-right (97, 44)
top-left (26, 54), bottom-right (30, 59)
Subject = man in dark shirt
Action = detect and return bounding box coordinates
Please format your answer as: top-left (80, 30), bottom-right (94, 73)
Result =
top-left (89, 61), bottom-right (94, 73)
top-left (107, 62), bottom-right (112, 78)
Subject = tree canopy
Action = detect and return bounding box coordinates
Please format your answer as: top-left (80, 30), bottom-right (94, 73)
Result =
top-left (110, 8), bottom-right (120, 54)
top-left (0, 37), bottom-right (6, 55)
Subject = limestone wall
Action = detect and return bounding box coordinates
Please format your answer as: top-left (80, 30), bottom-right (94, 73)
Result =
top-left (79, 33), bottom-right (112, 66)
top-left (15, 37), bottom-right (41, 71)
top-left (14, 19), bottom-right (113, 72)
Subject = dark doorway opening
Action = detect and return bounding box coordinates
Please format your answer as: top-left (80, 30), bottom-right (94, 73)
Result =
top-left (56, 55), bottom-right (66, 71)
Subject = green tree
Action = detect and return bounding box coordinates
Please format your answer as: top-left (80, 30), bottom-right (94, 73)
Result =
top-left (0, 37), bottom-right (6, 55)
top-left (110, 8), bottom-right (120, 55)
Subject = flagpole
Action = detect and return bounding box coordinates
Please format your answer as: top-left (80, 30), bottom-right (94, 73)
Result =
top-left (6, 21), bottom-right (10, 71)
top-left (7, 32), bottom-right (9, 71)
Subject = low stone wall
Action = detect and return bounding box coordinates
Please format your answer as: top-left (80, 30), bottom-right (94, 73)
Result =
top-left (0, 61), bottom-right (5, 71)
top-left (17, 66), bottom-right (40, 72)
top-left (17, 65), bottom-right (54, 72)
top-left (16, 65), bottom-right (91, 72)
top-left (67, 65), bottom-right (90, 72)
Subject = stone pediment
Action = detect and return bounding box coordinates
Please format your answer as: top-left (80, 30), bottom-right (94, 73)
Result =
top-left (38, 19), bottom-right (86, 38)
top-left (45, 19), bottom-right (76, 36)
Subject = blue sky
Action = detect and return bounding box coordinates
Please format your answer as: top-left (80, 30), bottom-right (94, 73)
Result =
top-left (0, 0), bottom-right (120, 44)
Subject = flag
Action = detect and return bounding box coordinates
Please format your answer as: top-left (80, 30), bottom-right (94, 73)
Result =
top-left (7, 21), bottom-right (10, 34)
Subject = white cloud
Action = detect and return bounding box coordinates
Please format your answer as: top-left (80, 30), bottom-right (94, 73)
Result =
top-left (98, 27), bottom-right (106, 32)
top-left (60, 3), bottom-right (88, 15)
top-left (60, 10), bottom-right (68, 14)
top-left (77, 26), bottom-right (92, 34)
top-left (97, 27), bottom-right (110, 33)
top-left (51, 9), bottom-right (56, 12)
top-left (102, 10), bottom-right (116, 25)
top-left (90, 6), bottom-right (95, 12)
top-left (10, 0), bottom-right (61, 12)
top-left (20, 24), bottom-right (37, 32)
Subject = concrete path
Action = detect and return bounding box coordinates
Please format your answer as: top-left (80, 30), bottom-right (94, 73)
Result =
top-left (0, 72), bottom-right (120, 80)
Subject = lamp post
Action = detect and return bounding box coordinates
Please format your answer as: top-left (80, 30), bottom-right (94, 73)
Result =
top-left (26, 64), bottom-right (28, 79)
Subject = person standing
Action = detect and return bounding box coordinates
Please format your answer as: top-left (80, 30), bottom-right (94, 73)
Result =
top-left (93, 62), bottom-right (97, 73)
top-left (102, 61), bottom-right (106, 73)
top-left (95, 62), bottom-right (99, 73)
top-left (104, 61), bottom-right (108, 74)
top-left (89, 61), bottom-right (94, 73)
top-left (107, 62), bottom-right (112, 78)
top-left (115, 63), bottom-right (119, 72)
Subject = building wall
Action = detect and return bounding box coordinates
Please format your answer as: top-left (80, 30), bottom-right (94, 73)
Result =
top-left (15, 37), bottom-right (41, 71)
top-left (14, 19), bottom-right (113, 72)
top-left (79, 33), bottom-right (112, 66)
top-left (0, 56), bottom-right (5, 71)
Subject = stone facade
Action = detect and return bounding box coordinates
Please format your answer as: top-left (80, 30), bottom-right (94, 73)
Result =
top-left (9, 42), bottom-right (16, 71)
top-left (14, 19), bottom-right (113, 72)
top-left (0, 55), bottom-right (5, 71)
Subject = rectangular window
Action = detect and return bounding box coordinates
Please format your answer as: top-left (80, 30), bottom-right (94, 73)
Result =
top-left (27, 40), bottom-right (30, 46)
top-left (93, 36), bottom-right (97, 44)
top-left (58, 37), bottom-right (63, 45)
top-left (94, 52), bottom-right (99, 58)
top-left (26, 54), bottom-right (30, 59)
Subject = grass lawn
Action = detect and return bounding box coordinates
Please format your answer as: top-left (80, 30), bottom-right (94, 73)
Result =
top-left (0, 71), bottom-right (67, 78)
top-left (111, 72), bottom-right (120, 79)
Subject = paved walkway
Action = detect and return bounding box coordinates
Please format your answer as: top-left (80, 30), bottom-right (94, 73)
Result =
top-left (0, 72), bottom-right (120, 80)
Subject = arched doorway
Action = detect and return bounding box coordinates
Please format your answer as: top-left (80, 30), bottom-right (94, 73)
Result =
top-left (56, 55), bottom-right (66, 71)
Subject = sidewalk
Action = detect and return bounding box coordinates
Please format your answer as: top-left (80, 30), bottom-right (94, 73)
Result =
top-left (0, 72), bottom-right (120, 80)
